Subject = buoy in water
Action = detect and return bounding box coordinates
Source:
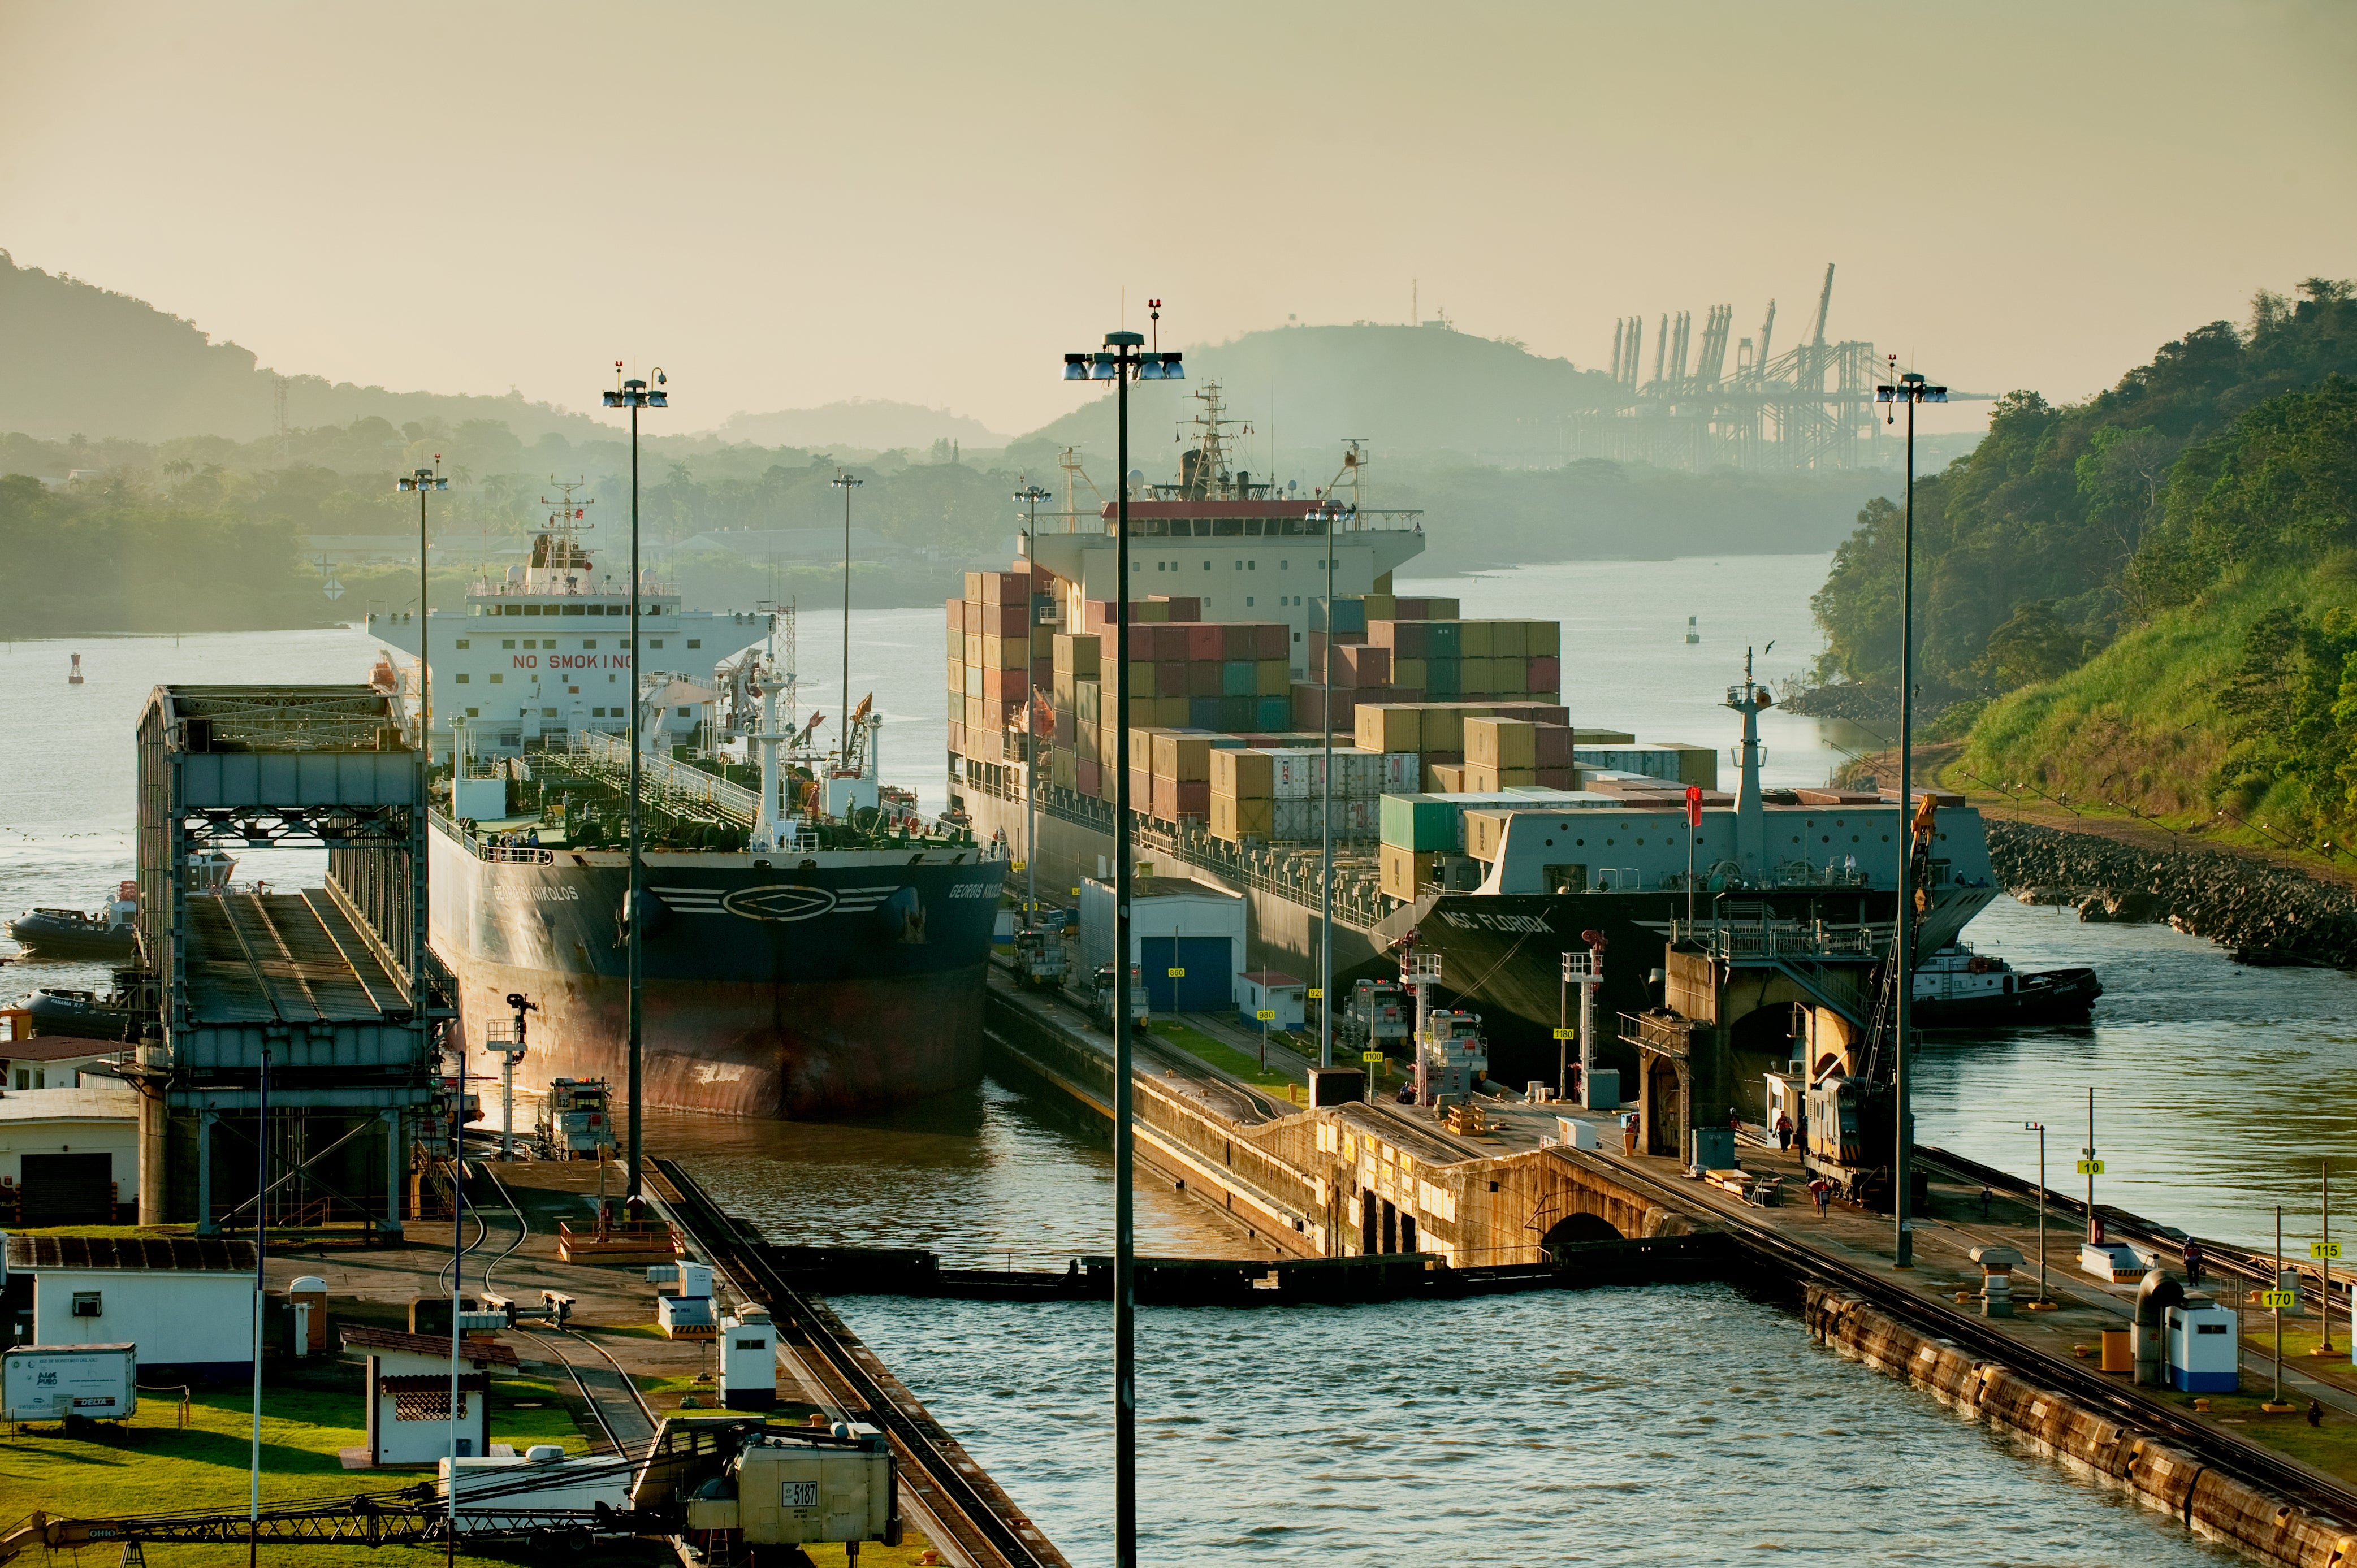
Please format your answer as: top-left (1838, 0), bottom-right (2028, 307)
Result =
top-left (1685, 616), bottom-right (1700, 645)
top-left (67, 653), bottom-right (84, 685)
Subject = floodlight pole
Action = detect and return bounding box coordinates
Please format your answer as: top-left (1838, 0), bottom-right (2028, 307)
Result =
top-left (602, 366), bottom-right (669, 1205)
top-left (1059, 331), bottom-right (1180, 1568)
top-left (1017, 484), bottom-right (1052, 920)
top-left (249, 1047), bottom-right (269, 1568)
top-left (832, 472), bottom-right (864, 773)
top-left (1308, 501), bottom-right (1352, 1070)
top-left (1876, 366), bottom-right (1945, 1270)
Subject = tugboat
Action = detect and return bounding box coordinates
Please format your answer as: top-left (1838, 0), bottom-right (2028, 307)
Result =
top-left (6, 883), bottom-right (140, 961)
top-left (1911, 943), bottom-right (2101, 1028)
top-left (21, 987), bottom-right (137, 1042)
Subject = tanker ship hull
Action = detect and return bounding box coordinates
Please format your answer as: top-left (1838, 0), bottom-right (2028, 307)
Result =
top-left (429, 828), bottom-right (1007, 1119)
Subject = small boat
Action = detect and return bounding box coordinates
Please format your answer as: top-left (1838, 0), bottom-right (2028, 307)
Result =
top-left (6, 883), bottom-right (139, 961)
top-left (1913, 943), bottom-right (2101, 1028)
top-left (22, 987), bottom-right (136, 1042)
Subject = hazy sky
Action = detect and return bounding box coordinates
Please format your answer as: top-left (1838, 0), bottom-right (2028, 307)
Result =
top-left (5, 2), bottom-right (2351, 439)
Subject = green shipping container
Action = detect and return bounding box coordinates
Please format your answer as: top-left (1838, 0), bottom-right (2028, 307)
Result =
top-left (1425, 621), bottom-right (1463, 658)
top-left (1381, 792), bottom-right (1461, 851)
top-left (1426, 657), bottom-right (1462, 697)
top-left (1221, 659), bottom-right (1258, 696)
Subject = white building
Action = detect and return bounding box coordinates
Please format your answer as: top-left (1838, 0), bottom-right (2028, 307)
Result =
top-left (1079, 871), bottom-right (1247, 1013)
top-left (5, 1235), bottom-right (256, 1380)
top-left (343, 1323), bottom-right (520, 1465)
top-left (0, 1077), bottom-right (140, 1226)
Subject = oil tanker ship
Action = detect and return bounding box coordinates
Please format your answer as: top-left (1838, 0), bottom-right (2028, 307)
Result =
top-left (948, 385), bottom-right (1997, 1086)
top-left (377, 497), bottom-right (1006, 1119)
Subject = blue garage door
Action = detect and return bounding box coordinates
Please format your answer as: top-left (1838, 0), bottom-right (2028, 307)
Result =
top-left (1139, 936), bottom-right (1232, 1012)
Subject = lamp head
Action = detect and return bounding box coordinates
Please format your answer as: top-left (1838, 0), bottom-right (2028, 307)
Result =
top-left (1062, 352), bottom-right (1089, 382)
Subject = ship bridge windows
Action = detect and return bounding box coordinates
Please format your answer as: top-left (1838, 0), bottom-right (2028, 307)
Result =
top-left (502, 639), bottom-right (516, 649)
top-left (456, 639), bottom-right (470, 649)
top-left (583, 639), bottom-right (597, 649)
top-left (687, 639), bottom-right (700, 648)
top-left (562, 604), bottom-right (585, 614)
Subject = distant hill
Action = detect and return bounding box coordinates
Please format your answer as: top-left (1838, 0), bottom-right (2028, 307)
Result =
top-left (708, 400), bottom-right (1007, 452)
top-left (1007, 323), bottom-right (1622, 475)
top-left (0, 252), bottom-right (613, 444)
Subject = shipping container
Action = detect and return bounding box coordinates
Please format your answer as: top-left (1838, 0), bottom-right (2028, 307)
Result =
top-left (1490, 621), bottom-right (1529, 659)
top-left (1491, 657), bottom-right (1528, 695)
top-left (1427, 596), bottom-right (1461, 619)
top-left (1076, 757), bottom-right (1102, 798)
top-left (1149, 594), bottom-right (1201, 620)
top-left (1152, 732), bottom-right (1212, 782)
top-left (3, 1345), bottom-right (137, 1422)
top-left (1310, 596), bottom-right (1366, 636)
top-left (1529, 655), bottom-right (1560, 691)
top-left (1465, 809), bottom-right (1512, 863)
top-left (1209, 792), bottom-right (1274, 844)
top-left (1380, 793), bottom-right (1461, 851)
top-left (1528, 622), bottom-right (1562, 656)
top-left (1465, 717), bottom-right (1537, 768)
top-left (1427, 760), bottom-right (1467, 794)
top-left (1363, 591), bottom-right (1398, 621)
top-left (1533, 722), bottom-right (1576, 768)
top-left (980, 570), bottom-right (1022, 604)
top-left (1210, 748), bottom-right (1275, 798)
top-left (1459, 620), bottom-right (1494, 658)
top-left (1465, 761), bottom-right (1539, 792)
top-left (1379, 845), bottom-right (1437, 903)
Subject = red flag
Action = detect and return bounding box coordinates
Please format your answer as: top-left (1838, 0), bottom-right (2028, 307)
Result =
top-left (1685, 784), bottom-right (1703, 827)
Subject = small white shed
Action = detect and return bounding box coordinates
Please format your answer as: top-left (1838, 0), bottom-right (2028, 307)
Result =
top-left (1079, 870), bottom-right (1246, 1015)
top-left (0, 1077), bottom-right (140, 1226)
top-left (1236, 971), bottom-right (1306, 1030)
top-left (342, 1323), bottom-right (520, 1466)
top-left (5, 1234), bottom-right (254, 1380)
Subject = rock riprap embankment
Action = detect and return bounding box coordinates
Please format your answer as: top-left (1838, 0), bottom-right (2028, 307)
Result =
top-left (1986, 819), bottom-right (2357, 968)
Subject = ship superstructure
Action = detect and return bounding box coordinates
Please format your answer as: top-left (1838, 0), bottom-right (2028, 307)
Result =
top-left (368, 483), bottom-right (771, 763)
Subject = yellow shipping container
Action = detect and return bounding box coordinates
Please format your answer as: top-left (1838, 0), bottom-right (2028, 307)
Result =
top-left (1426, 596), bottom-right (1461, 619)
top-left (964, 696), bottom-right (984, 732)
top-left (964, 632), bottom-right (984, 667)
top-left (1493, 657), bottom-right (1528, 695)
top-left (1418, 705), bottom-right (1471, 753)
top-left (1050, 747), bottom-right (1078, 789)
top-left (1393, 657), bottom-right (1426, 689)
top-left (1032, 625), bottom-right (1059, 657)
top-left (1464, 761), bottom-right (1539, 792)
top-left (947, 624), bottom-right (963, 659)
top-left (1364, 592), bottom-right (1399, 622)
top-left (1380, 845), bottom-right (1438, 903)
top-left (1459, 620), bottom-right (1494, 658)
top-left (1053, 633), bottom-right (1102, 676)
top-left (1153, 731), bottom-right (1212, 782)
top-left (1426, 761), bottom-right (1467, 794)
top-left (1257, 659), bottom-right (1290, 696)
top-left (1465, 809), bottom-right (1512, 863)
top-left (1154, 695), bottom-right (1191, 727)
top-left (1528, 621), bottom-right (1562, 656)
top-left (1210, 748), bottom-right (1275, 798)
top-left (1466, 717), bottom-right (1537, 768)
top-left (1491, 621), bottom-right (1529, 659)
top-left (1356, 704), bottom-right (1423, 753)
top-left (1210, 792), bottom-right (1274, 844)
top-left (1461, 656), bottom-right (1498, 694)
top-left (948, 656), bottom-right (965, 694)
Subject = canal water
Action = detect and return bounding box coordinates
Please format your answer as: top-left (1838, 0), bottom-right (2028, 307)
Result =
top-left (0, 569), bottom-right (2332, 1562)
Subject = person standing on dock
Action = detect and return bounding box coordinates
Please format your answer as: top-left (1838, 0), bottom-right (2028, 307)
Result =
top-left (2183, 1240), bottom-right (2205, 1285)
top-left (1810, 1177), bottom-right (1831, 1217)
top-left (1980, 1186), bottom-right (1994, 1220)
top-left (1775, 1113), bottom-right (1794, 1151)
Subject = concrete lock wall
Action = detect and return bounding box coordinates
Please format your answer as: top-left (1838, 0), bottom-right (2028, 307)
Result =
top-left (1806, 1285), bottom-right (2357, 1566)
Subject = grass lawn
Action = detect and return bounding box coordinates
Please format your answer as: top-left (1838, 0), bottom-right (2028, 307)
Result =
top-left (2148, 1381), bottom-right (2357, 1481)
top-left (0, 1376), bottom-right (593, 1567)
top-left (1146, 1021), bottom-right (1295, 1091)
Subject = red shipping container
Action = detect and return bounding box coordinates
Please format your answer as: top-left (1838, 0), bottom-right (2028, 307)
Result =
top-left (981, 571), bottom-right (1021, 604)
top-left (986, 667), bottom-right (1027, 703)
top-left (1076, 757), bottom-right (1102, 798)
top-left (1528, 655), bottom-right (1560, 692)
top-left (1032, 656), bottom-right (1055, 692)
top-left (945, 597), bottom-right (966, 633)
top-left (1150, 595), bottom-right (1201, 621)
top-left (948, 720), bottom-right (965, 754)
top-left (1186, 660), bottom-right (1221, 697)
top-left (1536, 766), bottom-right (1578, 790)
top-left (1533, 722), bottom-right (1576, 768)
top-left (1386, 687), bottom-right (1425, 705)
top-left (1187, 623), bottom-right (1224, 662)
top-left (984, 600), bottom-right (1025, 637)
top-left (1343, 645), bottom-right (1391, 687)
top-left (1166, 623), bottom-right (1200, 659)
top-left (1173, 779), bottom-right (1210, 820)
top-left (1370, 621), bottom-right (1427, 658)
top-left (1291, 682), bottom-right (1357, 732)
top-left (1055, 709), bottom-right (1077, 745)
top-left (1156, 660), bottom-right (1189, 696)
top-left (1395, 597), bottom-right (1429, 619)
top-left (1254, 622), bottom-right (1287, 659)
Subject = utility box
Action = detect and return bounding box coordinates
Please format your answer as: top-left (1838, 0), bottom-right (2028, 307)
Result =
top-left (2, 1344), bottom-right (137, 1421)
top-left (2164, 1297), bottom-right (2240, 1393)
top-left (1580, 1067), bottom-right (1621, 1111)
top-left (1690, 1126), bottom-right (1736, 1173)
top-left (1554, 1116), bottom-right (1599, 1151)
top-left (690, 1430), bottom-right (898, 1548)
top-left (1305, 1067), bottom-right (1365, 1107)
top-left (719, 1307), bottom-right (778, 1410)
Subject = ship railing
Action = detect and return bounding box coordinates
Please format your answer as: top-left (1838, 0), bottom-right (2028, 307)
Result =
top-left (1672, 916), bottom-right (1893, 961)
top-left (574, 730), bottom-right (760, 825)
top-left (482, 844), bottom-right (554, 864)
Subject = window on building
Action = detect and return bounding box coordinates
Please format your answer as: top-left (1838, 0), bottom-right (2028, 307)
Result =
top-left (650, 639), bottom-right (663, 648)
top-left (1247, 596), bottom-right (1255, 607)
top-left (686, 639), bottom-right (700, 648)
top-left (490, 674), bottom-right (504, 684)
top-left (455, 673), bottom-right (470, 683)
top-left (502, 639), bottom-right (516, 649)
top-left (584, 640), bottom-right (596, 649)
top-left (1281, 560), bottom-right (1289, 569)
top-left (1248, 560), bottom-right (1256, 570)
top-left (676, 706), bottom-right (691, 718)
top-left (1201, 561), bottom-right (1211, 571)
top-left (455, 638), bottom-right (470, 649)
top-left (465, 707), bottom-right (479, 717)
top-left (542, 708), bottom-right (557, 718)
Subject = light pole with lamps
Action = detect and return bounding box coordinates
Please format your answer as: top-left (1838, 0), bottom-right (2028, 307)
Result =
top-left (1058, 329), bottom-right (1181, 1568)
top-left (831, 471), bottom-right (864, 773)
top-left (2024, 1120), bottom-right (2048, 1305)
top-left (1016, 483), bottom-right (1052, 919)
top-left (1306, 500), bottom-right (1353, 1069)
top-left (600, 365), bottom-right (667, 1205)
top-left (395, 462), bottom-right (449, 755)
top-left (1875, 364), bottom-right (1945, 1268)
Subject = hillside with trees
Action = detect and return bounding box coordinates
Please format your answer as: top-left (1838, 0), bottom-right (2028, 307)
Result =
top-left (1810, 279), bottom-right (2357, 703)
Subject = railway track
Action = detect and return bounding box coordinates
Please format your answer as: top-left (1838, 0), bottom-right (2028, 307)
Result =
top-left (652, 1157), bottom-right (1066, 1568)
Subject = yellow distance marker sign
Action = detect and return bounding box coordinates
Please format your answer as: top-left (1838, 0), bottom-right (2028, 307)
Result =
top-left (1167, 968), bottom-right (1185, 978)
top-left (1307, 988), bottom-right (1324, 1000)
top-left (2261, 1289), bottom-right (2299, 1310)
top-left (1256, 1009), bottom-right (1275, 1021)
top-left (2075, 1159), bottom-right (2105, 1175)
top-left (2315, 1242), bottom-right (2345, 1261)
top-left (1552, 1027), bottom-right (1576, 1040)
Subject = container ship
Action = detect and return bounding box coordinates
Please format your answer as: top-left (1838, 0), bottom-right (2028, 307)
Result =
top-left (949, 383), bottom-right (1997, 1086)
top-left (375, 500), bottom-right (1006, 1120)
